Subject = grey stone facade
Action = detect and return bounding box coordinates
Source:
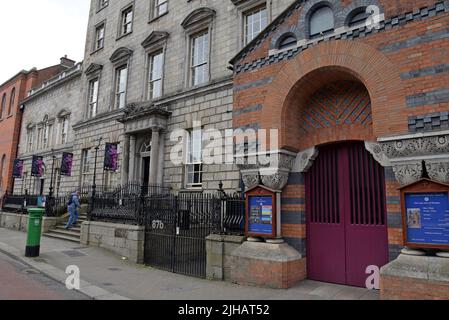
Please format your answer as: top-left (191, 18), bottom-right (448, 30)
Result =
top-left (14, 63), bottom-right (83, 196)
top-left (72, 0), bottom-right (295, 192)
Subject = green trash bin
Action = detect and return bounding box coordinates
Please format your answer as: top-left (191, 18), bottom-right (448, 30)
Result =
top-left (25, 208), bottom-right (45, 257)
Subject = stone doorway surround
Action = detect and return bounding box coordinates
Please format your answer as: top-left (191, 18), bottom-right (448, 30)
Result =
top-left (118, 103), bottom-right (171, 186)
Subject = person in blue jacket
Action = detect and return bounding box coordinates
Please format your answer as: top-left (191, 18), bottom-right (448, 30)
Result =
top-left (65, 191), bottom-right (81, 229)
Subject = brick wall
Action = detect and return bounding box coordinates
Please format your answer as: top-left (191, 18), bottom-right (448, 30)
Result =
top-left (232, 0), bottom-right (449, 274)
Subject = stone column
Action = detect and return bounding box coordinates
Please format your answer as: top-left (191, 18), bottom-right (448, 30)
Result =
top-left (129, 135), bottom-right (136, 183)
top-left (121, 135), bottom-right (130, 186)
top-left (149, 128), bottom-right (160, 185)
top-left (157, 132), bottom-right (165, 185)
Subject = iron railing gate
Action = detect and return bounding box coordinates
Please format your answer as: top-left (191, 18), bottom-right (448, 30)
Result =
top-left (144, 193), bottom-right (221, 278)
top-left (87, 183), bottom-right (245, 279)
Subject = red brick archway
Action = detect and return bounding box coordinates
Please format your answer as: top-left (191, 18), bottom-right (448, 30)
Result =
top-left (262, 40), bottom-right (406, 151)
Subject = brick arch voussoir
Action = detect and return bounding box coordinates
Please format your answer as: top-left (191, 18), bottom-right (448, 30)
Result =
top-left (261, 41), bottom-right (405, 151)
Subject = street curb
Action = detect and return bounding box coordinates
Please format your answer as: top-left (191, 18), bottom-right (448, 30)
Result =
top-left (0, 241), bottom-right (130, 300)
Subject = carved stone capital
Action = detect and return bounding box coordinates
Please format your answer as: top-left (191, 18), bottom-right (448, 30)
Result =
top-left (260, 169), bottom-right (290, 191)
top-left (392, 162), bottom-right (423, 185)
top-left (292, 147), bottom-right (319, 173)
top-left (238, 150), bottom-right (295, 191)
top-left (425, 160), bottom-right (449, 184)
top-left (365, 141), bottom-right (391, 167)
top-left (241, 170), bottom-right (260, 190)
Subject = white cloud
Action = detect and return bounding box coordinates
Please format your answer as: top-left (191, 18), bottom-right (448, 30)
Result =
top-left (0, 0), bottom-right (90, 84)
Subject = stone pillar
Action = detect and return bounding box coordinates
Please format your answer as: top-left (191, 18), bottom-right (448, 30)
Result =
top-left (121, 135), bottom-right (130, 186)
top-left (129, 135), bottom-right (136, 183)
top-left (149, 128), bottom-right (160, 185)
top-left (157, 132), bottom-right (165, 185)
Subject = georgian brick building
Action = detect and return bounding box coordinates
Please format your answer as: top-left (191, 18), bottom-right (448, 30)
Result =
top-left (0, 58), bottom-right (75, 196)
top-left (231, 0), bottom-right (449, 288)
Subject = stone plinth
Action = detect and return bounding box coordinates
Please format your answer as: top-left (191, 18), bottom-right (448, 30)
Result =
top-left (230, 241), bottom-right (306, 289)
top-left (206, 234), bottom-right (247, 281)
top-left (0, 212), bottom-right (63, 233)
top-left (380, 254), bottom-right (449, 300)
top-left (81, 221), bottom-right (145, 264)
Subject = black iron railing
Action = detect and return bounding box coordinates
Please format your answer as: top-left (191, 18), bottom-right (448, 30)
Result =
top-left (87, 183), bottom-right (246, 236)
top-left (2, 192), bottom-right (40, 214)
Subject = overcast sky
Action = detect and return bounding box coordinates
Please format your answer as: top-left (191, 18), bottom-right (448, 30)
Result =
top-left (0, 0), bottom-right (91, 84)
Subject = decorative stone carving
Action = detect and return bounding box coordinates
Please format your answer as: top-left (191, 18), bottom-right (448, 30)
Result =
top-left (379, 133), bottom-right (449, 185)
top-left (237, 150), bottom-right (296, 191)
top-left (260, 169), bottom-right (290, 191)
top-left (241, 170), bottom-right (260, 190)
top-left (292, 147), bottom-right (318, 173)
top-left (365, 141), bottom-right (391, 167)
top-left (425, 160), bottom-right (449, 184)
top-left (381, 135), bottom-right (449, 159)
top-left (392, 162), bottom-right (423, 185)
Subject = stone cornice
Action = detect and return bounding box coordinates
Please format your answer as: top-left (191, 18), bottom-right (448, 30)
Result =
top-left (141, 31), bottom-right (169, 49)
top-left (181, 7), bottom-right (216, 30)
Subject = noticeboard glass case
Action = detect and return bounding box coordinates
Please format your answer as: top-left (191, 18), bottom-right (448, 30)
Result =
top-left (400, 179), bottom-right (449, 250)
top-left (246, 186), bottom-right (277, 238)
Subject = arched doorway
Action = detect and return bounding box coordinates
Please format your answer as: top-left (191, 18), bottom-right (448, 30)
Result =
top-left (305, 141), bottom-right (388, 287)
top-left (296, 77), bottom-right (388, 287)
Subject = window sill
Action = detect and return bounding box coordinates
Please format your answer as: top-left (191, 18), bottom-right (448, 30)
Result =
top-left (116, 31), bottom-right (133, 41)
top-left (96, 5), bottom-right (109, 14)
top-left (148, 11), bottom-right (168, 24)
top-left (179, 187), bottom-right (203, 193)
top-left (90, 47), bottom-right (104, 56)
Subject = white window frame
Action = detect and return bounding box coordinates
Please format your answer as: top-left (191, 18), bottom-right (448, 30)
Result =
top-left (27, 128), bottom-right (35, 152)
top-left (81, 149), bottom-right (91, 174)
top-left (147, 50), bottom-right (164, 100)
top-left (88, 78), bottom-right (99, 118)
top-left (236, 1), bottom-right (271, 50)
top-left (114, 65), bottom-right (128, 110)
top-left (94, 22), bottom-right (105, 51)
top-left (243, 4), bottom-right (268, 46)
top-left (190, 30), bottom-right (210, 87)
top-left (97, 0), bottom-right (109, 11)
top-left (119, 5), bottom-right (134, 37)
top-left (60, 117), bottom-right (69, 145)
top-left (185, 128), bottom-right (203, 189)
top-left (151, 0), bottom-right (168, 20)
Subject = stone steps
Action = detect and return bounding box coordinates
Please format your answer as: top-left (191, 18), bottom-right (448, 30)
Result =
top-left (43, 231), bottom-right (80, 243)
top-left (42, 213), bottom-right (88, 244)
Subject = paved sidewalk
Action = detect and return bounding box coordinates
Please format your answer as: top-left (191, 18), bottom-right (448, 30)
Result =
top-left (0, 227), bottom-right (379, 300)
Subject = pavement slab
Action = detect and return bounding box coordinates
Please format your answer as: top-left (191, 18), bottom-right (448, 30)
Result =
top-left (0, 227), bottom-right (380, 300)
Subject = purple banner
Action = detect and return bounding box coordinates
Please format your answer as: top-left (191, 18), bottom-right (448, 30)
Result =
top-left (31, 155), bottom-right (44, 177)
top-left (12, 159), bottom-right (24, 179)
top-left (61, 152), bottom-right (74, 177)
top-left (104, 143), bottom-right (119, 172)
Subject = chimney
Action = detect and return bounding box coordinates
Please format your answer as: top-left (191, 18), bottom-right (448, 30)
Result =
top-left (60, 55), bottom-right (76, 68)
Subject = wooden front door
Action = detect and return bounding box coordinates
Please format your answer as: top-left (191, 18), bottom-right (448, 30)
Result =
top-left (306, 142), bottom-right (388, 287)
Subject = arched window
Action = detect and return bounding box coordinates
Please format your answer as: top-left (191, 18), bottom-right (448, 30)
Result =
top-left (278, 34), bottom-right (297, 50)
top-left (309, 6), bottom-right (334, 38)
top-left (348, 8), bottom-right (371, 27)
top-left (9, 88), bottom-right (15, 116)
top-left (1, 94), bottom-right (6, 119)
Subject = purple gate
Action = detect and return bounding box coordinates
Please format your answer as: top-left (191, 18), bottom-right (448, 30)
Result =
top-left (306, 142), bottom-right (388, 287)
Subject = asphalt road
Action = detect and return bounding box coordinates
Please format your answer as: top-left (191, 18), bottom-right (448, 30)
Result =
top-left (0, 251), bottom-right (89, 300)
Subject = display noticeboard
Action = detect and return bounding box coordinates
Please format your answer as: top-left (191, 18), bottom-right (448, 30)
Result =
top-left (246, 186), bottom-right (277, 238)
top-left (400, 178), bottom-right (449, 250)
